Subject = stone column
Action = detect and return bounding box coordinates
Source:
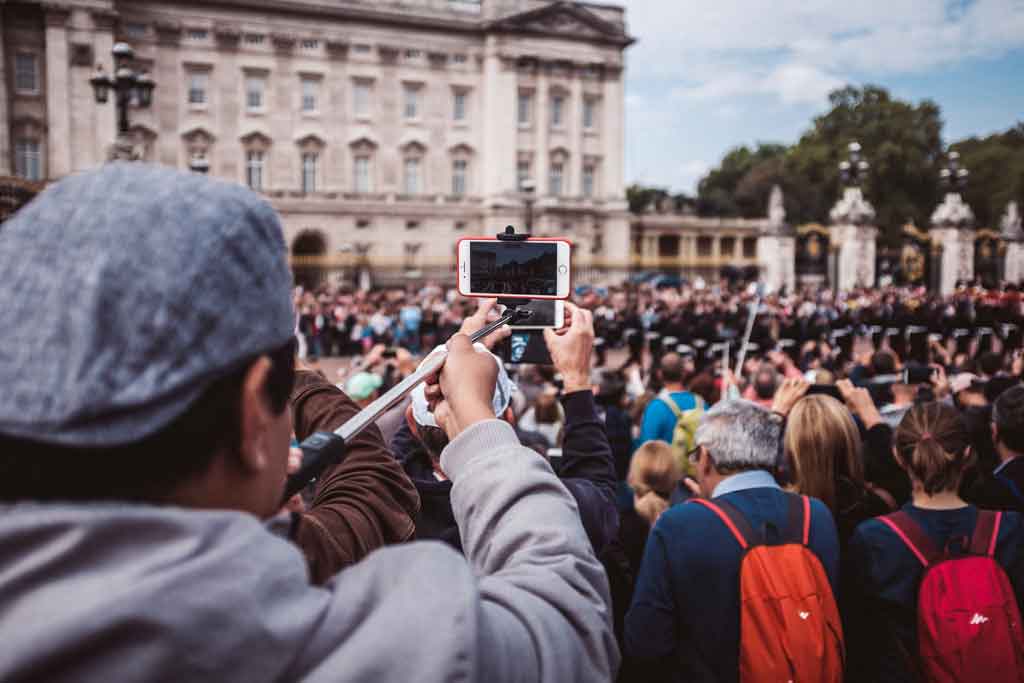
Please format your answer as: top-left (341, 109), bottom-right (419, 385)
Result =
top-left (568, 63), bottom-right (583, 197)
top-left (602, 65), bottom-right (624, 199)
top-left (90, 10), bottom-right (117, 166)
top-left (757, 233), bottom-right (795, 293)
top-left (0, 22), bottom-right (10, 174)
top-left (535, 62), bottom-right (549, 197)
top-left (931, 227), bottom-right (963, 295)
top-left (481, 39), bottom-right (517, 199)
top-left (1001, 202), bottom-right (1023, 284)
top-left (44, 4), bottom-right (73, 179)
top-left (154, 21), bottom-right (183, 168)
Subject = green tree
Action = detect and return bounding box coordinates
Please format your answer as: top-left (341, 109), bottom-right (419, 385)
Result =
top-left (696, 143), bottom-right (787, 216)
top-left (952, 124), bottom-right (1024, 229)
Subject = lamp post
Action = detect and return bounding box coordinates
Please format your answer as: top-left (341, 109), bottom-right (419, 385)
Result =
top-left (939, 150), bottom-right (969, 193)
top-left (520, 178), bottom-right (536, 233)
top-left (838, 141), bottom-right (870, 187)
top-left (90, 42), bottom-right (155, 160)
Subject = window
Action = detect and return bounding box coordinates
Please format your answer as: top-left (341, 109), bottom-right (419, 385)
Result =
top-left (125, 23), bottom-right (147, 39)
top-left (301, 39), bottom-right (319, 50)
top-left (582, 164), bottom-right (595, 198)
top-left (403, 158), bottom-right (420, 194)
top-left (188, 72), bottom-right (208, 106)
top-left (658, 235), bottom-right (680, 258)
top-left (246, 151), bottom-right (265, 191)
top-left (245, 33), bottom-right (265, 45)
top-left (517, 161), bottom-right (531, 191)
top-left (354, 81), bottom-right (371, 117)
top-left (14, 54), bottom-right (38, 94)
top-left (743, 237), bottom-right (757, 259)
top-left (453, 90), bottom-right (467, 122)
top-left (301, 77), bottom-right (319, 112)
top-left (246, 76), bottom-right (266, 111)
top-left (14, 140), bottom-right (41, 180)
top-left (583, 98), bottom-right (597, 130)
top-left (453, 54), bottom-right (468, 64)
top-left (406, 221), bottom-right (420, 230)
top-left (356, 219), bottom-right (371, 230)
top-left (697, 236), bottom-right (713, 257)
top-left (187, 28), bottom-right (208, 41)
top-left (301, 153), bottom-right (318, 193)
top-left (549, 163), bottom-right (564, 196)
top-left (353, 44), bottom-right (372, 54)
top-left (452, 159), bottom-right (467, 196)
top-left (720, 237), bottom-right (736, 257)
top-left (551, 94), bottom-right (564, 127)
top-left (454, 221), bottom-right (467, 231)
top-left (405, 49), bottom-right (422, 59)
top-left (518, 92), bottom-right (532, 125)
top-left (354, 156), bottom-right (371, 192)
top-left (404, 85), bottom-right (420, 120)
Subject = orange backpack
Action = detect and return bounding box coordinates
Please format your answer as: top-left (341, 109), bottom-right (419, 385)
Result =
top-left (692, 495), bottom-right (845, 683)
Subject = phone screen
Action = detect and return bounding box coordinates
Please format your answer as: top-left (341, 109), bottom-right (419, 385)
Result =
top-left (470, 241), bottom-right (558, 296)
top-left (510, 299), bottom-right (563, 329)
top-left (502, 330), bottom-right (553, 364)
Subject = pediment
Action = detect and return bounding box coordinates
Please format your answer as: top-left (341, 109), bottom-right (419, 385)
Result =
top-left (488, 2), bottom-right (633, 46)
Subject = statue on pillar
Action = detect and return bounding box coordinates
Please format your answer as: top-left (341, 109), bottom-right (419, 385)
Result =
top-left (1001, 201), bottom-right (1023, 285)
top-left (829, 142), bottom-right (877, 289)
top-left (930, 150), bottom-right (975, 291)
top-left (768, 185), bottom-right (786, 230)
top-left (1001, 201), bottom-right (1022, 241)
top-left (759, 185), bottom-right (795, 293)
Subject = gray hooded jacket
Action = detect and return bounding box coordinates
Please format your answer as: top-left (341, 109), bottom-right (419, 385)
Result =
top-left (0, 421), bottom-right (618, 682)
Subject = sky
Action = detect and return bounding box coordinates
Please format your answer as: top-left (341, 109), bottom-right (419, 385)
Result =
top-left (618, 0), bottom-right (1024, 195)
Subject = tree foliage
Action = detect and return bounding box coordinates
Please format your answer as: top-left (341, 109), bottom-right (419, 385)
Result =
top-left (672, 85), bottom-right (1024, 245)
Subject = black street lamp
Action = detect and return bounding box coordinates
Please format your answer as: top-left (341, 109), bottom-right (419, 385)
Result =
top-left (838, 141), bottom-right (870, 186)
top-left (90, 42), bottom-right (155, 155)
top-left (939, 150), bottom-right (969, 193)
top-left (521, 178), bottom-right (536, 232)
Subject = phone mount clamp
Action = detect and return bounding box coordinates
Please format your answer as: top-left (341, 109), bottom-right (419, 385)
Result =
top-left (281, 225), bottom-right (535, 504)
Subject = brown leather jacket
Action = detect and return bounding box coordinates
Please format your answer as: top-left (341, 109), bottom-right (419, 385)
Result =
top-left (290, 370), bottom-right (420, 584)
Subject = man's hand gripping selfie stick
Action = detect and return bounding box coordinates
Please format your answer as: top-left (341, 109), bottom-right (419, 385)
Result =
top-left (282, 305), bottom-right (531, 503)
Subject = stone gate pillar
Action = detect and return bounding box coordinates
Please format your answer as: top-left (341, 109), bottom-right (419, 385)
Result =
top-left (930, 192), bottom-right (975, 295)
top-left (1002, 202), bottom-right (1023, 285)
top-left (829, 187), bottom-right (877, 290)
top-left (758, 185), bottom-right (795, 293)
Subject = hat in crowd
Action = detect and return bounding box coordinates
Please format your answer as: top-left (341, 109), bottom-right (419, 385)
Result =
top-left (951, 373), bottom-right (984, 395)
top-left (411, 343), bottom-right (516, 429)
top-left (345, 372), bottom-right (383, 401)
top-left (0, 163), bottom-right (295, 446)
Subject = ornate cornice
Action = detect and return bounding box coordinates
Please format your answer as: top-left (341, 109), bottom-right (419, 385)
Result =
top-left (42, 3), bottom-right (72, 28)
top-left (214, 23), bottom-right (242, 51)
top-left (326, 39), bottom-right (349, 60)
top-left (154, 20), bottom-right (182, 46)
top-left (272, 33), bottom-right (297, 55)
top-left (90, 9), bottom-right (119, 32)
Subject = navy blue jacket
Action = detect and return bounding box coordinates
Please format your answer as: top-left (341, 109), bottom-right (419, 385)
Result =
top-left (390, 390), bottom-right (619, 555)
top-left (846, 504), bottom-right (1024, 683)
top-left (625, 480), bottom-right (840, 683)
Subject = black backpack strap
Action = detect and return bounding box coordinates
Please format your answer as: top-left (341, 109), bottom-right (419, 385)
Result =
top-left (690, 498), bottom-right (758, 548)
top-left (878, 511), bottom-right (942, 567)
top-left (968, 509), bottom-right (1003, 558)
top-left (783, 494), bottom-right (812, 545)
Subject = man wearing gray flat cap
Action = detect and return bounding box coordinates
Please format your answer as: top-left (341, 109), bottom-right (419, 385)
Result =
top-left (0, 163), bottom-right (617, 682)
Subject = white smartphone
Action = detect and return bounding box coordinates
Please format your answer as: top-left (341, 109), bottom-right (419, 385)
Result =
top-left (457, 237), bottom-right (571, 299)
top-left (509, 299), bottom-right (566, 329)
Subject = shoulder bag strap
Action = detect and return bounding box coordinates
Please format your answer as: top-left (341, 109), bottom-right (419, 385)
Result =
top-left (689, 498), bottom-right (758, 549)
top-left (878, 511), bottom-right (941, 567)
top-left (968, 509), bottom-right (1003, 558)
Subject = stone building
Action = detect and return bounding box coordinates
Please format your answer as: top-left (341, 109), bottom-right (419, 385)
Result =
top-left (1, 0), bottom-right (633, 286)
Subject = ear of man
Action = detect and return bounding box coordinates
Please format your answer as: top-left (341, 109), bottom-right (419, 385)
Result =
top-left (237, 356), bottom-right (275, 475)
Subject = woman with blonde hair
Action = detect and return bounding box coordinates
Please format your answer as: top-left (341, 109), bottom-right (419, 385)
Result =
top-left (845, 402), bottom-right (1024, 682)
top-left (620, 441), bottom-right (683, 573)
top-left (784, 393), bottom-right (894, 546)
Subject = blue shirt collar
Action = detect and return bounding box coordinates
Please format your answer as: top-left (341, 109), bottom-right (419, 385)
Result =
top-left (712, 469), bottom-right (780, 498)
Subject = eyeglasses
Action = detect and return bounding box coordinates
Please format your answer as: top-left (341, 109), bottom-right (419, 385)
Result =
top-left (687, 445), bottom-right (704, 464)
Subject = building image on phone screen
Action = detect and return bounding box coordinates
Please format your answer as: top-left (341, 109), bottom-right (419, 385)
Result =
top-left (470, 243), bottom-right (557, 295)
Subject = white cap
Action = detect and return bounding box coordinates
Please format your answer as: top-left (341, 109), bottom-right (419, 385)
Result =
top-left (410, 343), bottom-right (517, 428)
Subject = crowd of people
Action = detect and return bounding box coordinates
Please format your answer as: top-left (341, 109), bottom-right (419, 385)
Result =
top-left (1, 162), bottom-right (1023, 682)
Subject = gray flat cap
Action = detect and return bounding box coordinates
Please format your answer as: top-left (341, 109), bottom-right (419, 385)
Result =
top-left (0, 163), bottom-right (294, 446)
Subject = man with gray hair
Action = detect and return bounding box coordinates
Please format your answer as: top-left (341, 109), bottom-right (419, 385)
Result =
top-left (624, 399), bottom-right (840, 682)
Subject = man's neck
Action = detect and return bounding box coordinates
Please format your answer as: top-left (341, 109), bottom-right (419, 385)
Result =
top-left (663, 382), bottom-right (685, 393)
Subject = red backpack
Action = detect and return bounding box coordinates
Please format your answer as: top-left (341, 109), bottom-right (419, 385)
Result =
top-left (879, 509), bottom-right (1024, 683)
top-left (693, 495), bottom-right (844, 683)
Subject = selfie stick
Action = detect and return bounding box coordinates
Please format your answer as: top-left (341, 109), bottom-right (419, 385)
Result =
top-left (282, 299), bottom-right (531, 503)
top-left (733, 292), bottom-right (762, 379)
